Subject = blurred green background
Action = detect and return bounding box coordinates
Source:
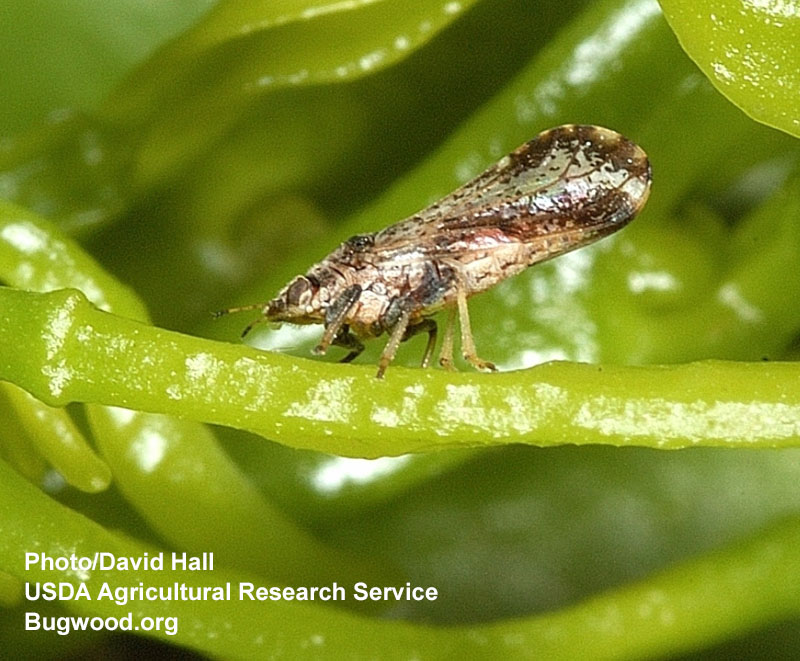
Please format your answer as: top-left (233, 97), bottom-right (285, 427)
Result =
top-left (1, 0), bottom-right (800, 658)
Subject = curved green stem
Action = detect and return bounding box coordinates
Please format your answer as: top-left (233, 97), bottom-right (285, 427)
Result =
top-left (0, 382), bottom-right (110, 492)
top-left (2, 285), bottom-right (799, 457)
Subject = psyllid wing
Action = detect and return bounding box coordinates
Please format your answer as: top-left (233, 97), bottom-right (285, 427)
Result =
top-left (373, 124), bottom-right (651, 258)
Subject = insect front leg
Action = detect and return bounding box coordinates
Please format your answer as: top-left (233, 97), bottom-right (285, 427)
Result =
top-left (314, 284), bottom-right (362, 356)
top-left (456, 289), bottom-right (496, 372)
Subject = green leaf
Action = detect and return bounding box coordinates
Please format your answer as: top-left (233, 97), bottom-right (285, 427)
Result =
top-left (0, 0), bottom-right (214, 135)
top-left (104, 0), bottom-right (482, 187)
top-left (659, 0), bottom-right (800, 137)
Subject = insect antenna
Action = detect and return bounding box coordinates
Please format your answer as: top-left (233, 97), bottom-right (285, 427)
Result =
top-left (211, 303), bottom-right (271, 338)
top-left (211, 302), bottom-right (266, 319)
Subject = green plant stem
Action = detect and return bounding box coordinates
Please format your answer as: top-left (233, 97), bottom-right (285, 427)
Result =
top-left (0, 382), bottom-right (111, 492)
top-left (2, 285), bottom-right (799, 457)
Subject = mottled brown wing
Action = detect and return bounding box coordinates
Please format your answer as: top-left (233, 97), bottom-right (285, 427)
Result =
top-left (372, 125), bottom-right (651, 261)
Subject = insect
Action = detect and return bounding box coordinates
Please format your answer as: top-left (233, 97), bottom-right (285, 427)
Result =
top-left (215, 124), bottom-right (651, 378)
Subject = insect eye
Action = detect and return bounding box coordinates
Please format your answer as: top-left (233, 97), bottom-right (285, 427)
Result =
top-left (346, 234), bottom-right (374, 251)
top-left (286, 276), bottom-right (313, 306)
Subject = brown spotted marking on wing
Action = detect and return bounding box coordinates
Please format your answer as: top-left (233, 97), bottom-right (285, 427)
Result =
top-left (372, 125), bottom-right (651, 263)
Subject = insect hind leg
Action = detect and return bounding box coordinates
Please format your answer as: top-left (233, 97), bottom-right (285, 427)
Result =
top-left (456, 289), bottom-right (496, 372)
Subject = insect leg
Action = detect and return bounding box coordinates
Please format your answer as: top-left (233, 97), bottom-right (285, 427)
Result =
top-left (456, 289), bottom-right (496, 372)
top-left (332, 325), bottom-right (365, 363)
top-left (313, 284), bottom-right (362, 356)
top-left (402, 319), bottom-right (437, 368)
top-left (377, 309), bottom-right (411, 379)
top-left (239, 316), bottom-right (268, 339)
top-left (438, 307), bottom-right (457, 371)
top-left (375, 262), bottom-right (452, 376)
